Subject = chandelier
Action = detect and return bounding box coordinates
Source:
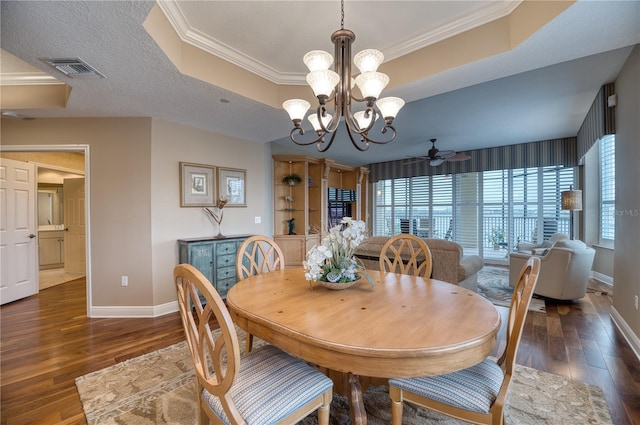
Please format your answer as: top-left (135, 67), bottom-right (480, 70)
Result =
top-left (282, 0), bottom-right (404, 152)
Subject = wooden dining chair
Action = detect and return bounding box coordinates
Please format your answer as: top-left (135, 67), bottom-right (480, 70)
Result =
top-left (236, 235), bottom-right (285, 352)
top-left (236, 235), bottom-right (285, 278)
top-left (174, 264), bottom-right (332, 425)
top-left (379, 233), bottom-right (433, 277)
top-left (388, 256), bottom-right (541, 425)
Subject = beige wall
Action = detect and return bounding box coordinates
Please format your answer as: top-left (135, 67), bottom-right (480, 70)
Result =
top-left (1, 118), bottom-right (154, 307)
top-left (613, 45), bottom-right (640, 337)
top-left (150, 119), bottom-right (272, 306)
top-left (1, 117), bottom-right (273, 312)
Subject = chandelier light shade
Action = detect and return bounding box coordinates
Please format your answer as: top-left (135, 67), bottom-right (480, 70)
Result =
top-left (282, 99), bottom-right (311, 122)
top-left (282, 0), bottom-right (404, 152)
top-left (303, 50), bottom-right (333, 71)
top-left (561, 185), bottom-right (583, 239)
top-left (308, 112), bottom-right (332, 131)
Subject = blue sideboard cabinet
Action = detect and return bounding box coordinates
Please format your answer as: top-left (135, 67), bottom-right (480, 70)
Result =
top-left (178, 234), bottom-right (252, 298)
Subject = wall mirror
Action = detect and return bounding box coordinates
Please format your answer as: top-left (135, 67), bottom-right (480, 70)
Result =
top-left (37, 166), bottom-right (84, 229)
top-left (38, 185), bottom-right (64, 226)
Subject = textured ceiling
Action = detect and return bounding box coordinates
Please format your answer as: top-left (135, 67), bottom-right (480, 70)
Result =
top-left (1, 1), bottom-right (638, 166)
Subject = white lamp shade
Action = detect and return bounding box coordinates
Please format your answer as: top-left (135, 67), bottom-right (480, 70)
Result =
top-left (282, 99), bottom-right (311, 121)
top-left (355, 71), bottom-right (389, 99)
top-left (354, 110), bottom-right (376, 130)
top-left (376, 97), bottom-right (405, 118)
top-left (303, 50), bottom-right (333, 71)
top-left (354, 49), bottom-right (384, 73)
top-left (308, 113), bottom-right (332, 131)
top-left (306, 70), bottom-right (340, 97)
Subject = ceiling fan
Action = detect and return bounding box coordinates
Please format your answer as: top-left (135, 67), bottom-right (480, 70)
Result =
top-left (404, 138), bottom-right (471, 167)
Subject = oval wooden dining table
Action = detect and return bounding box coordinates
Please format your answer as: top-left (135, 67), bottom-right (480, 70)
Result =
top-left (226, 268), bottom-right (501, 425)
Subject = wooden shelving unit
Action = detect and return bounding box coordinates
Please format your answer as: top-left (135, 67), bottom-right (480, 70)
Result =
top-left (273, 155), bottom-right (369, 267)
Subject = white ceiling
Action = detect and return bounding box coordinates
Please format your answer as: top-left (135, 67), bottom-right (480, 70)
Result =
top-left (1, 1), bottom-right (638, 166)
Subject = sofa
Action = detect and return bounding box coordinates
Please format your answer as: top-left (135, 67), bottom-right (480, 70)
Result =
top-left (354, 236), bottom-right (483, 291)
top-left (508, 239), bottom-right (595, 300)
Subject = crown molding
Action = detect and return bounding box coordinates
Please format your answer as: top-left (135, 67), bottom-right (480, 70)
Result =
top-left (0, 72), bottom-right (63, 86)
top-left (384, 0), bottom-right (523, 62)
top-left (157, 0), bottom-right (522, 85)
top-left (157, 0), bottom-right (305, 85)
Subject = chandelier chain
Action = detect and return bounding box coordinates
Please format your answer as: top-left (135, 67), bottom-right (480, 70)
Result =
top-left (340, 0), bottom-right (344, 29)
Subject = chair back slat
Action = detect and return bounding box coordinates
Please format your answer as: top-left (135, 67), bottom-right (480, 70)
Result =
top-left (379, 234), bottom-right (433, 277)
top-left (236, 236), bottom-right (285, 279)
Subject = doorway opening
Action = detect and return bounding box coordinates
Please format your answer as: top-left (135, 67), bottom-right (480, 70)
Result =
top-left (0, 145), bottom-right (91, 313)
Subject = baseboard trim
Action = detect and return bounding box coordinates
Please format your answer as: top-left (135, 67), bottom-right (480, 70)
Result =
top-left (610, 306), bottom-right (640, 362)
top-left (89, 300), bottom-right (178, 318)
top-left (591, 271), bottom-right (613, 286)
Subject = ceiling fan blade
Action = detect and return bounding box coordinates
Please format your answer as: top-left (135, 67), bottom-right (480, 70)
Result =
top-left (430, 158), bottom-right (444, 167)
top-left (438, 150), bottom-right (456, 159)
top-left (403, 155), bottom-right (430, 164)
top-left (445, 153), bottom-right (472, 162)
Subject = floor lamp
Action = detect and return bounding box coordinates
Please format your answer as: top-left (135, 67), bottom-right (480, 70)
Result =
top-left (561, 185), bottom-right (582, 240)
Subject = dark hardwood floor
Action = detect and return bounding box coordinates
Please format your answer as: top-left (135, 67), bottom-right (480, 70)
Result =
top-left (1, 277), bottom-right (639, 425)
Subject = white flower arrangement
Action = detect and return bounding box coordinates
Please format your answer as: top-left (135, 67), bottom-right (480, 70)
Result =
top-left (303, 217), bottom-right (373, 287)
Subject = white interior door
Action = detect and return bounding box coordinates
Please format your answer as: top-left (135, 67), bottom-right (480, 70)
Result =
top-left (63, 178), bottom-right (86, 274)
top-left (0, 158), bottom-right (38, 305)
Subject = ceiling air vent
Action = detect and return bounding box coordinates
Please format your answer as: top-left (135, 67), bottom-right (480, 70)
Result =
top-left (40, 57), bottom-right (105, 79)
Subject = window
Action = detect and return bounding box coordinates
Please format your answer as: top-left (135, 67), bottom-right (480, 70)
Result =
top-left (373, 166), bottom-right (575, 261)
top-left (600, 135), bottom-right (615, 243)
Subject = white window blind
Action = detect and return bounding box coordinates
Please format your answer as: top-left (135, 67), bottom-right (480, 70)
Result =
top-left (600, 135), bottom-right (615, 242)
top-left (373, 166), bottom-right (575, 260)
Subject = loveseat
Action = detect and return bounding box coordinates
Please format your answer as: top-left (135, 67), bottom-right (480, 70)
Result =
top-left (508, 239), bottom-right (595, 300)
top-left (354, 236), bottom-right (483, 291)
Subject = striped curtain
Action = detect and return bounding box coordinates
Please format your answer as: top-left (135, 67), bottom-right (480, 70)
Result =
top-left (368, 137), bottom-right (577, 183)
top-left (577, 83), bottom-right (616, 164)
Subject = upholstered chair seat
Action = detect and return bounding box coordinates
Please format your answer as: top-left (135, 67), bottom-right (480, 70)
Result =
top-left (389, 358), bottom-right (503, 414)
top-left (204, 345), bottom-right (333, 424)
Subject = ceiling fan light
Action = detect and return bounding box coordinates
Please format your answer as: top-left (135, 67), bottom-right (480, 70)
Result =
top-left (354, 110), bottom-right (377, 130)
top-left (376, 97), bottom-right (405, 118)
top-left (303, 50), bottom-right (333, 71)
top-left (306, 70), bottom-right (340, 97)
top-left (282, 99), bottom-right (311, 121)
top-left (355, 72), bottom-right (389, 99)
top-left (308, 113), bottom-right (332, 131)
top-left (353, 49), bottom-right (384, 73)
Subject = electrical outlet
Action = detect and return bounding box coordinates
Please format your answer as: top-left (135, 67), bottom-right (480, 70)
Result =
top-left (254, 216), bottom-right (261, 224)
top-left (121, 276), bottom-right (128, 287)
top-left (634, 295), bottom-right (638, 310)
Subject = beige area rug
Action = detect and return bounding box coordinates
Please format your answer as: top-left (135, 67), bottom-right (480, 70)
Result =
top-left (477, 266), bottom-right (546, 312)
top-left (76, 329), bottom-right (613, 425)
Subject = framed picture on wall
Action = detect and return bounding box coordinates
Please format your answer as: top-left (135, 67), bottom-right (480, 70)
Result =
top-left (179, 162), bottom-right (216, 207)
top-left (218, 167), bottom-right (246, 207)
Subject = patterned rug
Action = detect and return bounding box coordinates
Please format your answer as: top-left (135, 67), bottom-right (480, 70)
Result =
top-left (477, 265), bottom-right (546, 312)
top-left (76, 329), bottom-right (613, 425)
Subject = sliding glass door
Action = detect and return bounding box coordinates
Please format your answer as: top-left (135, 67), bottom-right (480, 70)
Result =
top-left (373, 166), bottom-right (575, 262)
